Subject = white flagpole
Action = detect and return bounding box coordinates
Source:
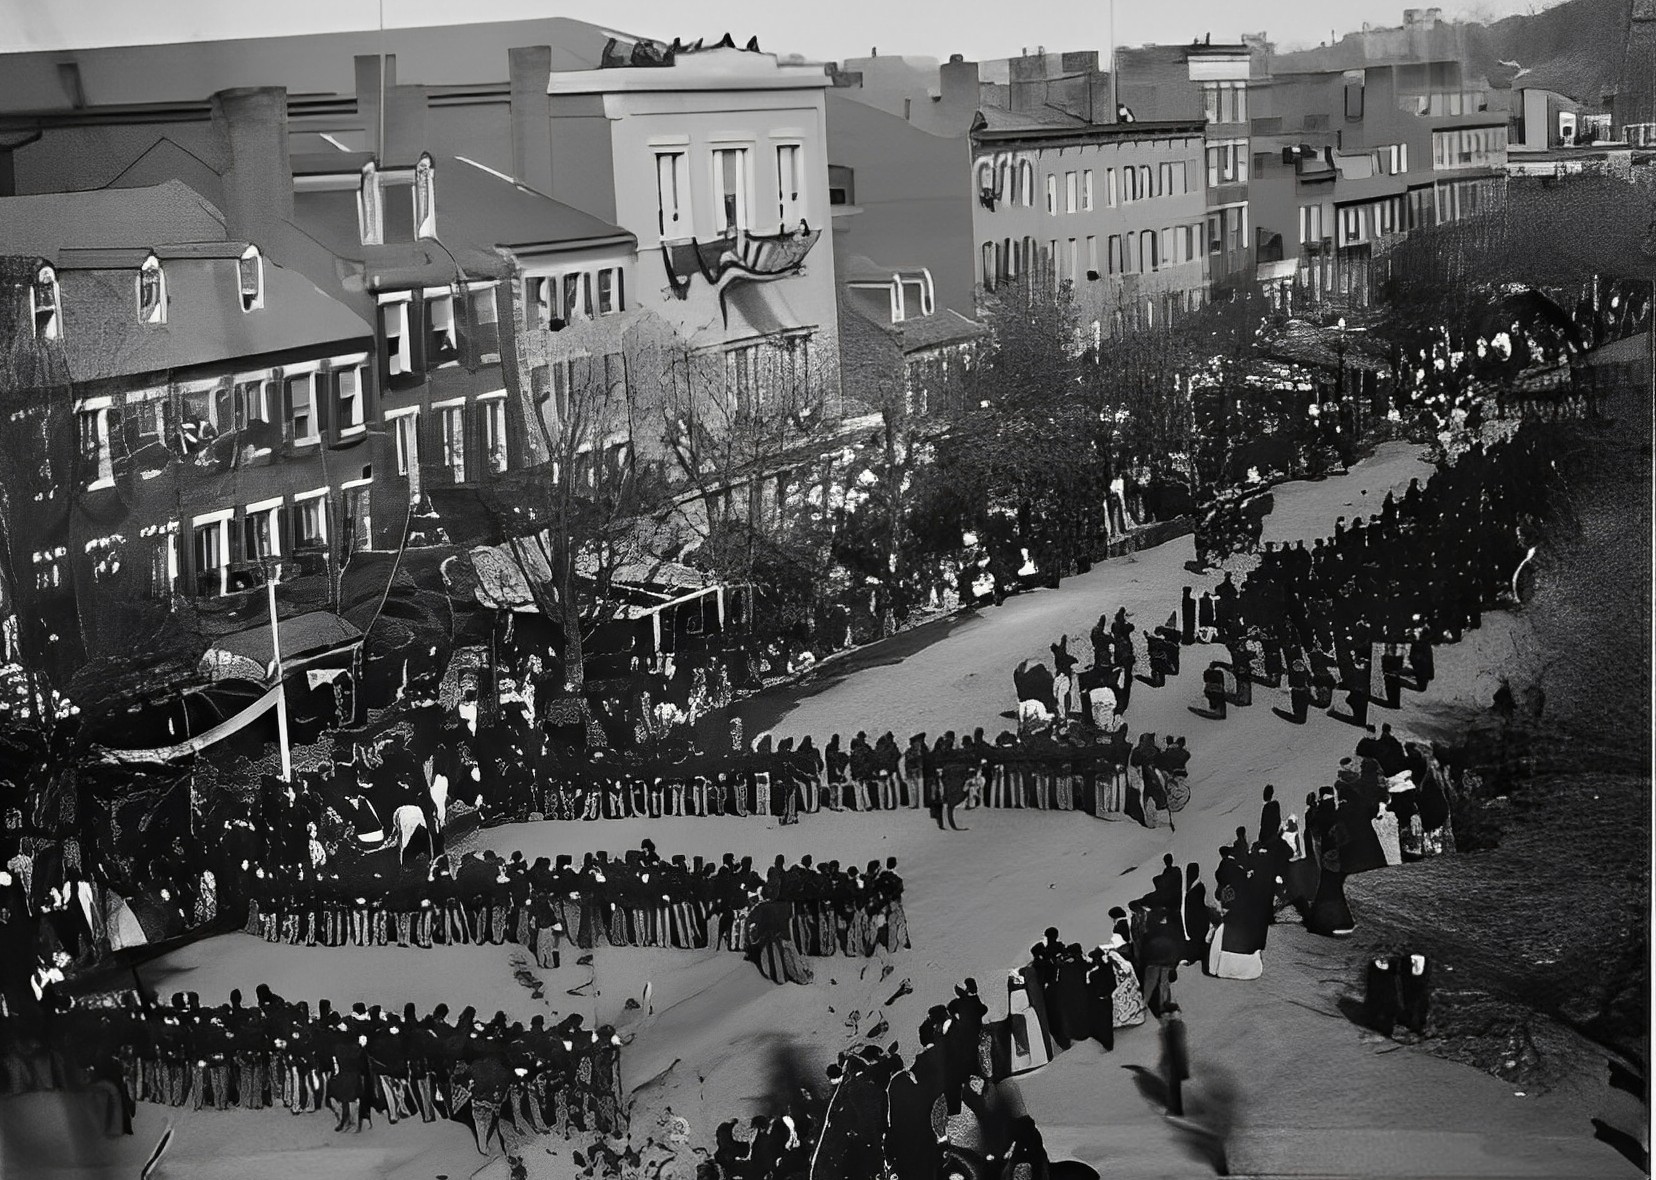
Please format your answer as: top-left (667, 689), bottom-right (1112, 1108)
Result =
top-left (268, 567), bottom-right (292, 782)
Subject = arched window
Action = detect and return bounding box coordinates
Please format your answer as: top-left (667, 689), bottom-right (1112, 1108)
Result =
top-left (238, 245), bottom-right (264, 313)
top-left (1020, 160), bottom-right (1035, 206)
top-left (1004, 238), bottom-right (1017, 278)
top-left (357, 159), bottom-right (383, 246)
top-left (976, 160), bottom-right (994, 193)
top-left (414, 152), bottom-right (437, 240)
top-left (137, 253), bottom-right (166, 324)
top-left (996, 160), bottom-right (1009, 201)
top-left (1140, 165), bottom-right (1154, 198)
top-left (31, 264), bottom-right (60, 340)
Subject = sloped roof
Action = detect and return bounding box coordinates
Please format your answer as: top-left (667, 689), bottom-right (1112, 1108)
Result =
top-left (51, 255), bottom-right (373, 383)
top-left (973, 107), bottom-right (1090, 131)
top-left (0, 179), bottom-right (228, 256)
top-left (290, 153), bottom-right (632, 290)
top-left (840, 286), bottom-right (985, 355)
top-left (0, 17), bottom-right (628, 111)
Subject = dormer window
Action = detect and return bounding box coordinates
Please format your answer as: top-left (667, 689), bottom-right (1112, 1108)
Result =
top-left (30, 265), bottom-right (60, 340)
top-left (358, 160), bottom-right (384, 246)
top-left (414, 153), bottom-right (437, 240)
top-left (238, 246), bottom-right (264, 312)
top-left (137, 254), bottom-right (166, 324)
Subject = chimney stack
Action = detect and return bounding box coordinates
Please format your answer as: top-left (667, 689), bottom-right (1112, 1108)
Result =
top-left (211, 88), bottom-right (294, 241)
top-left (509, 46), bottom-right (555, 195)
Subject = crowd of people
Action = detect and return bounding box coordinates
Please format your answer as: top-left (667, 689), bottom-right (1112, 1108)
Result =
top-left (0, 987), bottom-right (626, 1152)
top-left (722, 927), bottom-right (1145, 1180)
top-left (240, 844), bottom-right (908, 973)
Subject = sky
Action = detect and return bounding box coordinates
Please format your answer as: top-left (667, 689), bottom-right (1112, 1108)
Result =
top-left (0, 0), bottom-right (1552, 62)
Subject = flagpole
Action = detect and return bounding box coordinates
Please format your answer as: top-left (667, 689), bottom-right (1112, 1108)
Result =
top-left (268, 567), bottom-right (292, 783)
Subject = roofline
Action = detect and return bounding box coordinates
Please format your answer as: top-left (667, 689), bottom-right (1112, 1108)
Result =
top-left (548, 60), bottom-right (831, 96)
top-left (501, 231), bottom-right (637, 255)
top-left (972, 118), bottom-right (1207, 144)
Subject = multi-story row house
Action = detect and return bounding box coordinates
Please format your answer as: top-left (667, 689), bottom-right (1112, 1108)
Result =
top-left (1247, 60), bottom-right (1509, 306)
top-left (0, 181), bottom-right (398, 696)
top-left (1116, 41), bottom-right (1256, 292)
top-left (971, 112), bottom-right (1212, 335)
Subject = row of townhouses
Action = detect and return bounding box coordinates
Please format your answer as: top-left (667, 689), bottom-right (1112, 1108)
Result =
top-left (0, 10), bottom-right (1644, 711)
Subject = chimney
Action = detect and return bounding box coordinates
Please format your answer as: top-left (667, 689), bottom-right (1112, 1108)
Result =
top-left (509, 46), bottom-right (554, 194)
top-left (355, 55), bottom-right (388, 159)
top-left (211, 88), bottom-right (294, 241)
top-left (940, 56), bottom-right (980, 111)
top-left (382, 85), bottom-right (429, 165)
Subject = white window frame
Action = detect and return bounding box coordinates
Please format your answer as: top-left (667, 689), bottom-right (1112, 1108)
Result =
top-left (478, 391), bottom-right (509, 475)
top-left (238, 246), bottom-right (264, 313)
top-left (341, 476), bottom-right (374, 552)
top-left (775, 141), bottom-right (806, 228)
top-left (1106, 167), bottom-right (1118, 207)
top-left (711, 146), bottom-right (751, 237)
top-left (413, 153), bottom-right (437, 240)
top-left (655, 150), bottom-right (692, 241)
top-left (1065, 171), bottom-right (1078, 214)
top-left (76, 396), bottom-right (115, 490)
top-left (137, 254), bottom-right (166, 324)
top-left (286, 370), bottom-right (321, 446)
top-left (335, 365), bottom-right (366, 436)
top-left (1045, 173), bottom-right (1058, 215)
top-left (435, 397), bottom-right (468, 483)
top-left (424, 287), bottom-right (458, 365)
top-left (292, 487), bottom-right (330, 550)
top-left (1082, 169), bottom-right (1094, 211)
top-left (379, 294), bottom-right (413, 377)
top-left (244, 495), bottom-right (284, 561)
top-left (191, 508), bottom-right (235, 597)
top-left (30, 264), bottom-right (60, 340)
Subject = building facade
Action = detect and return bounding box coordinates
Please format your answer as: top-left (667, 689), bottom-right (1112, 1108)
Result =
top-left (1248, 60), bottom-right (1508, 306)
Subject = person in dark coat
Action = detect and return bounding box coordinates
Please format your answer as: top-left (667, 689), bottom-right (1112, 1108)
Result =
top-left (1083, 946), bottom-right (1117, 1050)
top-left (1181, 864), bottom-right (1211, 965)
top-left (1399, 952), bottom-right (1432, 1035)
top-left (936, 760), bottom-right (971, 832)
top-left (1258, 785), bottom-right (1282, 845)
top-left (1160, 1004), bottom-right (1191, 1118)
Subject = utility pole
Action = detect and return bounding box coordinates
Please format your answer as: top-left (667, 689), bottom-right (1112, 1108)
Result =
top-left (267, 566), bottom-right (291, 783)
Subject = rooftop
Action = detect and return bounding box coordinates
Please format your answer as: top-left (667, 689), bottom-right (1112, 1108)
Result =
top-left (549, 45), bottom-right (830, 95)
top-left (0, 17), bottom-right (623, 111)
top-left (0, 180), bottom-right (228, 255)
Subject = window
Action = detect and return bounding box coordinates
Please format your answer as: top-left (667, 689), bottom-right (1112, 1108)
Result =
top-left (1106, 167), bottom-right (1118, 207)
top-left (137, 255), bottom-right (166, 324)
top-left (286, 373), bottom-right (319, 444)
top-left (381, 298), bottom-right (411, 377)
top-left (1067, 238), bottom-right (1078, 284)
top-left (1139, 166), bottom-right (1153, 199)
top-left (147, 525), bottom-right (178, 597)
top-left (192, 513), bottom-right (232, 597)
top-left (713, 146), bottom-right (749, 236)
top-left (77, 404), bottom-right (113, 488)
top-left (358, 162), bottom-right (383, 246)
top-left (525, 277), bottom-right (551, 327)
top-left (1045, 173), bottom-right (1057, 214)
top-left (1204, 84), bottom-right (1220, 124)
top-left (439, 403), bottom-right (467, 482)
top-left (1340, 206), bottom-right (1365, 245)
top-left (1086, 235), bottom-right (1098, 276)
top-left (776, 143), bottom-right (805, 227)
top-left (472, 284), bottom-right (498, 326)
top-left (1159, 162), bottom-right (1174, 196)
top-left (413, 153), bottom-right (436, 239)
top-left (335, 367), bottom-right (364, 433)
top-left (1107, 234), bottom-right (1121, 275)
top-left (561, 273), bottom-right (591, 322)
top-left (1140, 231), bottom-right (1158, 272)
top-left (426, 291), bottom-right (457, 363)
top-left (1065, 171), bottom-right (1078, 214)
top-left (981, 242), bottom-right (996, 292)
top-left (234, 379), bottom-right (271, 429)
top-left (1299, 203), bottom-right (1325, 244)
top-left (597, 267), bottom-right (625, 315)
top-left (1345, 79), bottom-right (1365, 121)
top-left (244, 501), bottom-right (282, 561)
top-left (1082, 169), bottom-right (1094, 211)
top-left (293, 492), bottom-right (328, 549)
top-left (828, 164), bottom-right (855, 206)
top-left (1020, 161), bottom-right (1035, 206)
top-left (480, 396), bottom-right (508, 474)
top-left (1000, 238), bottom-right (1016, 284)
top-left (344, 485), bottom-right (373, 553)
top-left (33, 548), bottom-right (64, 592)
top-left (389, 410), bottom-right (420, 489)
top-left (656, 151), bottom-right (692, 239)
top-left (238, 246), bottom-right (263, 312)
top-left (31, 265), bottom-right (59, 340)
top-left (1048, 239), bottom-right (1059, 287)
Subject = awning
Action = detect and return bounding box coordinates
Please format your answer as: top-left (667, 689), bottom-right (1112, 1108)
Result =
top-left (198, 611), bottom-right (362, 682)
